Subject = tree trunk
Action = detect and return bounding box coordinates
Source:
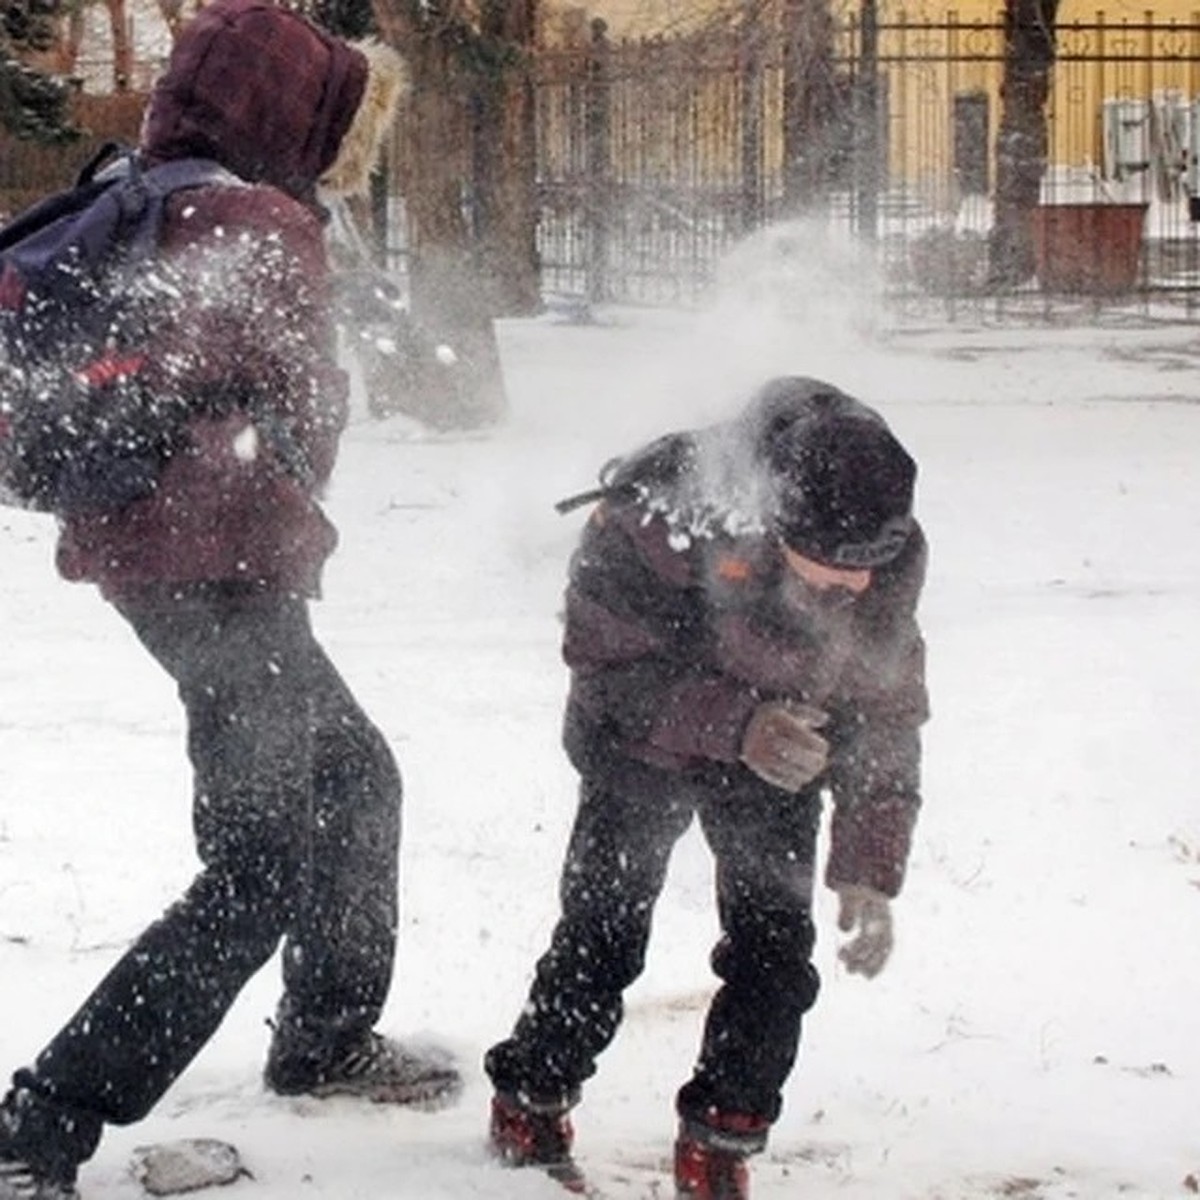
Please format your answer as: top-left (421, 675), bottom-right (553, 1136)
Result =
top-left (781, 0), bottom-right (839, 212)
top-left (988, 0), bottom-right (1061, 286)
top-left (48, 5), bottom-right (85, 76)
top-left (472, 0), bottom-right (540, 314)
top-left (371, 0), bottom-right (507, 427)
top-left (104, 0), bottom-right (134, 89)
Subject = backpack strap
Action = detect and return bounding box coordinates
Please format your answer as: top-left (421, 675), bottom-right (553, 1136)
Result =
top-left (0, 173), bottom-right (115, 254)
top-left (75, 140), bottom-right (133, 186)
top-left (72, 152), bottom-right (246, 262)
top-left (554, 454), bottom-right (632, 514)
top-left (128, 158), bottom-right (247, 258)
top-left (1, 155), bottom-right (246, 278)
top-left (554, 485), bottom-right (609, 515)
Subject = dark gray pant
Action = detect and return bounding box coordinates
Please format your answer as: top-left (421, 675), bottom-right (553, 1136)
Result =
top-left (2, 584), bottom-right (401, 1182)
top-left (485, 754), bottom-right (821, 1127)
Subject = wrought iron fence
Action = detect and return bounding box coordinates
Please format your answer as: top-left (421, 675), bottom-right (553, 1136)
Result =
top-left (533, 11), bottom-right (1200, 317)
top-left (11, 20), bottom-right (1200, 321)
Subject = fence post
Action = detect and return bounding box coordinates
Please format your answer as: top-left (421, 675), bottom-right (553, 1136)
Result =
top-left (854, 0), bottom-right (881, 241)
top-left (740, 1), bottom-right (764, 230)
top-left (585, 18), bottom-right (611, 305)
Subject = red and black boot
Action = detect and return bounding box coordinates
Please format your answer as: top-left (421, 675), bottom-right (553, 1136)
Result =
top-left (673, 1112), bottom-right (769, 1200)
top-left (489, 1092), bottom-right (588, 1194)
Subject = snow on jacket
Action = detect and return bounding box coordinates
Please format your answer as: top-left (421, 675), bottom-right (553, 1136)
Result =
top-left (55, 0), bottom-right (403, 598)
top-left (560, 410), bottom-right (929, 898)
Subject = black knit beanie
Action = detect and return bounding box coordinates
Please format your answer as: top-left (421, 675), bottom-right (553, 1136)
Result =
top-left (754, 386), bottom-right (916, 568)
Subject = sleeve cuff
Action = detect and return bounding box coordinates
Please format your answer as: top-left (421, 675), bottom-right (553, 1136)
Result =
top-left (825, 793), bottom-right (919, 899)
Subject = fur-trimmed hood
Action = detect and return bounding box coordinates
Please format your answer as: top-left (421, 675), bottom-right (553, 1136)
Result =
top-left (320, 39), bottom-right (408, 197)
top-left (141, 0), bottom-right (406, 204)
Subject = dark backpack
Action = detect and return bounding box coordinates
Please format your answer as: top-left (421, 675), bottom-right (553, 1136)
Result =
top-left (0, 143), bottom-right (241, 514)
top-left (555, 432), bottom-right (698, 514)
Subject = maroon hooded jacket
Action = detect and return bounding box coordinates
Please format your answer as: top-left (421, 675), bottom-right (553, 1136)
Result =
top-left (560, 399), bottom-right (929, 898)
top-left (56, 0), bottom-right (369, 598)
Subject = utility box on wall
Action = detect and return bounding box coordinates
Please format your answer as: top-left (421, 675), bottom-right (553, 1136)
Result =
top-left (1102, 98), bottom-right (1151, 182)
top-left (1188, 97), bottom-right (1200, 219)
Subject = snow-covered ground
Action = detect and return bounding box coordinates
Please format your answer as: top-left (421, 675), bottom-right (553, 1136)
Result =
top-left (2, 233), bottom-right (1200, 1198)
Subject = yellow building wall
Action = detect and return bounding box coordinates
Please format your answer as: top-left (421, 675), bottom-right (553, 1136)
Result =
top-left (545, 0), bottom-right (1200, 203)
top-left (876, 1), bottom-right (1200, 207)
top-left (571, 0), bottom-right (1200, 38)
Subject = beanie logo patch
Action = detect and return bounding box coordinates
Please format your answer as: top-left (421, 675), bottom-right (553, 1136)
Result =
top-left (825, 516), bottom-right (914, 568)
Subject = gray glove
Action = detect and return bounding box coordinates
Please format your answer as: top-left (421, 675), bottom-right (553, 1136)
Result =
top-left (835, 884), bottom-right (893, 979)
top-left (739, 700), bottom-right (829, 792)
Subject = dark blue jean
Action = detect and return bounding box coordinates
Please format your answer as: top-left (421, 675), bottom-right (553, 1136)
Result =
top-left (2, 583), bottom-right (401, 1182)
top-left (485, 754), bottom-right (821, 1128)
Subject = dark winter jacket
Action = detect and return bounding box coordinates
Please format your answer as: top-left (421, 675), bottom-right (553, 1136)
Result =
top-left (561, 398), bottom-right (929, 898)
top-left (55, 0), bottom-right (370, 598)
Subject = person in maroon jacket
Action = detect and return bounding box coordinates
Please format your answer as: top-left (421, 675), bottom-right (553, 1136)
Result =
top-left (485, 376), bottom-right (929, 1200)
top-left (0, 4), bottom-right (457, 1198)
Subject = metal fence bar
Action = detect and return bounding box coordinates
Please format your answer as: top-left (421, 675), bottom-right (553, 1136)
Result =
top-left (10, 22), bottom-right (1200, 322)
top-left (533, 11), bottom-right (1200, 318)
